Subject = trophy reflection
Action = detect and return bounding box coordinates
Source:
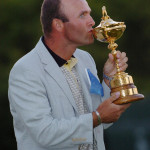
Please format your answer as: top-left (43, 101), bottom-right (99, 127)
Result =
top-left (93, 6), bottom-right (144, 104)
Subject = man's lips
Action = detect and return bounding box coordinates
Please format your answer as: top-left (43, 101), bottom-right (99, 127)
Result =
top-left (88, 29), bottom-right (94, 35)
top-left (88, 29), bottom-right (93, 33)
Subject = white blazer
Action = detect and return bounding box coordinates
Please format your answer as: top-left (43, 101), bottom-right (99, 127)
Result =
top-left (8, 38), bottom-right (111, 150)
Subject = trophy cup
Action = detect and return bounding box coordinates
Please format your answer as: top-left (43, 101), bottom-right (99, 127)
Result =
top-left (93, 6), bottom-right (144, 104)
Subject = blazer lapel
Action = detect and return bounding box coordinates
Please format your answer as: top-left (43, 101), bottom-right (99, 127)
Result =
top-left (35, 39), bottom-right (79, 113)
top-left (75, 58), bottom-right (93, 112)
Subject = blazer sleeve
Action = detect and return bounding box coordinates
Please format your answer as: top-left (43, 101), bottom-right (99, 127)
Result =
top-left (101, 80), bottom-right (113, 129)
top-left (8, 66), bottom-right (93, 149)
top-left (84, 51), bottom-right (112, 129)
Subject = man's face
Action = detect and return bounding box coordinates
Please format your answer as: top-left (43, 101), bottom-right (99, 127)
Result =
top-left (61, 0), bottom-right (95, 47)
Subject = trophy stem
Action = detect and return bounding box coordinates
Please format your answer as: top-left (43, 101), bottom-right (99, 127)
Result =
top-left (108, 42), bottom-right (121, 74)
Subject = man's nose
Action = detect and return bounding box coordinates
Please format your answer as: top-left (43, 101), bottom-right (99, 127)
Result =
top-left (88, 16), bottom-right (95, 26)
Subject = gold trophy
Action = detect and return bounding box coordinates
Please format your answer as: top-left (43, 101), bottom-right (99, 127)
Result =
top-left (93, 6), bottom-right (144, 104)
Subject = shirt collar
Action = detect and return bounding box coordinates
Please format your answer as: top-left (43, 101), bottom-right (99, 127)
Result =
top-left (64, 57), bottom-right (78, 72)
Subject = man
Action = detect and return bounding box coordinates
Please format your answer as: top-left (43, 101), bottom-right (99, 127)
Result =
top-left (8, 0), bottom-right (130, 150)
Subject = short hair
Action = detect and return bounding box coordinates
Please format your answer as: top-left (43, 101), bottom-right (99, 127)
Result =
top-left (40, 0), bottom-right (69, 36)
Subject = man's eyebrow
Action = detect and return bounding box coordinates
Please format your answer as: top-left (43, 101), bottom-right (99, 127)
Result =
top-left (80, 9), bottom-right (91, 15)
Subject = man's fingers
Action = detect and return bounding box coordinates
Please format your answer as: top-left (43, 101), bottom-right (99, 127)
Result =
top-left (120, 52), bottom-right (126, 59)
top-left (116, 51), bottom-right (126, 59)
top-left (109, 51), bottom-right (127, 64)
top-left (109, 92), bottom-right (120, 103)
top-left (119, 103), bottom-right (131, 112)
top-left (118, 57), bottom-right (128, 66)
top-left (122, 103), bottom-right (131, 109)
top-left (108, 53), bottom-right (114, 63)
top-left (116, 51), bottom-right (121, 58)
top-left (120, 63), bottom-right (128, 72)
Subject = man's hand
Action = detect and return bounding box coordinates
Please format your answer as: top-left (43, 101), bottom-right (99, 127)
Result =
top-left (103, 51), bottom-right (128, 77)
top-left (92, 92), bottom-right (131, 127)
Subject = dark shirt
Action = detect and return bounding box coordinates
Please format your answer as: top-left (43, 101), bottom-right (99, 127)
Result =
top-left (41, 36), bottom-right (67, 67)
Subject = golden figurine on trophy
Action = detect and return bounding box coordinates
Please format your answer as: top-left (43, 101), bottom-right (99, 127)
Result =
top-left (93, 6), bottom-right (144, 104)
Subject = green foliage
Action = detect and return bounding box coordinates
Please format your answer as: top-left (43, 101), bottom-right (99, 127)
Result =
top-left (0, 0), bottom-right (42, 95)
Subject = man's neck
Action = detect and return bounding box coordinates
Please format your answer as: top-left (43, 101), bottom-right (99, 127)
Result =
top-left (44, 36), bottom-right (77, 61)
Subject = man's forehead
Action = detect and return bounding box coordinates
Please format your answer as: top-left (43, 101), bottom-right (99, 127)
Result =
top-left (61, 0), bottom-right (87, 4)
top-left (60, 0), bottom-right (91, 13)
top-left (61, 0), bottom-right (89, 7)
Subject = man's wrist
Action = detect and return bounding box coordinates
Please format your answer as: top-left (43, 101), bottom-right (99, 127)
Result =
top-left (103, 73), bottom-right (112, 81)
top-left (92, 111), bottom-right (101, 128)
top-left (95, 110), bottom-right (101, 125)
top-left (103, 73), bottom-right (112, 88)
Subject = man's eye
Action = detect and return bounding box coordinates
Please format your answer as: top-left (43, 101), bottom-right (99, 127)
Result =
top-left (80, 12), bottom-right (87, 18)
top-left (80, 14), bottom-right (84, 18)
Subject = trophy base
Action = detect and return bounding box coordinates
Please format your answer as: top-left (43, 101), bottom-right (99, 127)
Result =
top-left (110, 72), bottom-right (144, 105)
top-left (113, 94), bottom-right (144, 105)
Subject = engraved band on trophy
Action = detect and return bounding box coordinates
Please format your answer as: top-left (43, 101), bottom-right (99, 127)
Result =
top-left (92, 6), bottom-right (144, 104)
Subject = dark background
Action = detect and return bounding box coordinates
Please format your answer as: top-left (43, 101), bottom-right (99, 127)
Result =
top-left (0, 0), bottom-right (150, 149)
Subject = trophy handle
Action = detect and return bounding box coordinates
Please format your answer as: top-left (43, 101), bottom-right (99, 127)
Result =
top-left (102, 6), bottom-right (110, 20)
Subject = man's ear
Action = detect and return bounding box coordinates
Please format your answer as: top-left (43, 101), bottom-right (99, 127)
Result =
top-left (52, 19), bottom-right (64, 32)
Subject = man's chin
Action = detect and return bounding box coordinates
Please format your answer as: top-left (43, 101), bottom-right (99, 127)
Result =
top-left (77, 38), bottom-right (94, 47)
top-left (87, 38), bottom-right (94, 45)
top-left (83, 40), bottom-right (94, 46)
